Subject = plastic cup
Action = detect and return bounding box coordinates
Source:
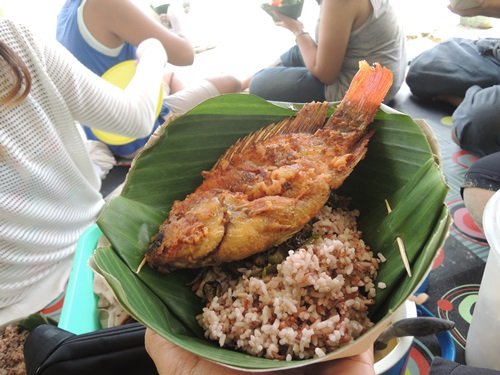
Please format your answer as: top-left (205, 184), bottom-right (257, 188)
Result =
top-left (465, 189), bottom-right (500, 370)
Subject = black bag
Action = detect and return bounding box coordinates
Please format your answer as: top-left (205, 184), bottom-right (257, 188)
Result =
top-left (24, 323), bottom-right (157, 375)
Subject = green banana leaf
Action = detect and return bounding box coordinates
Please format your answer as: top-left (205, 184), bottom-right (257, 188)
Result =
top-left (92, 93), bottom-right (451, 370)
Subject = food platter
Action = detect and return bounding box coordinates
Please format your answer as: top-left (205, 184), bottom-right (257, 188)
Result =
top-left (91, 94), bottom-right (450, 371)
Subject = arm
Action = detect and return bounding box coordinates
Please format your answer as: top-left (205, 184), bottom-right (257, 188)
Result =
top-left (449, 0), bottom-right (500, 17)
top-left (84, 0), bottom-right (194, 66)
top-left (46, 37), bottom-right (166, 138)
top-left (275, 0), bottom-right (361, 85)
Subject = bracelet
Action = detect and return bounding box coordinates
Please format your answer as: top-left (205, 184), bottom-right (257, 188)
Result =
top-left (294, 30), bottom-right (309, 39)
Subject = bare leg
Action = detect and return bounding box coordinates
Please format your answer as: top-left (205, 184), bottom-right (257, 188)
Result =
top-left (463, 187), bottom-right (495, 229)
top-left (206, 74), bottom-right (242, 94)
top-left (163, 74), bottom-right (241, 115)
top-left (163, 72), bottom-right (185, 95)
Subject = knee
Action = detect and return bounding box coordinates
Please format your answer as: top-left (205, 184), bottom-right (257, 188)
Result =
top-left (406, 59), bottom-right (429, 96)
top-left (462, 152), bottom-right (500, 227)
top-left (207, 75), bottom-right (242, 94)
top-left (248, 69), bottom-right (286, 99)
top-left (454, 111), bottom-right (497, 153)
top-left (463, 187), bottom-right (495, 229)
top-left (248, 70), bottom-right (266, 95)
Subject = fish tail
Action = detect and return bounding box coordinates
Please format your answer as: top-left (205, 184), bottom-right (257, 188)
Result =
top-left (328, 61), bottom-right (393, 129)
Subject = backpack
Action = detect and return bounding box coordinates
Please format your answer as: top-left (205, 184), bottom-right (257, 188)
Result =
top-left (23, 323), bottom-right (157, 375)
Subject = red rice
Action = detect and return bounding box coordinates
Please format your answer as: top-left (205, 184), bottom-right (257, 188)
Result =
top-left (196, 205), bottom-right (380, 360)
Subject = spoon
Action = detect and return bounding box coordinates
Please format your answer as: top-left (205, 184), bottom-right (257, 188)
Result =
top-left (374, 317), bottom-right (455, 351)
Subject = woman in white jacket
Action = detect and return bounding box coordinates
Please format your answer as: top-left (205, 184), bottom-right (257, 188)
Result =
top-left (0, 18), bottom-right (166, 326)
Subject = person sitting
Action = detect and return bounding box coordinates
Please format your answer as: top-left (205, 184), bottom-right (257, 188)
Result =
top-left (406, 0), bottom-right (500, 229)
top-left (243, 0), bottom-right (406, 104)
top-left (56, 0), bottom-right (241, 159)
top-left (406, 0), bottom-right (500, 157)
top-left (0, 16), bottom-right (166, 326)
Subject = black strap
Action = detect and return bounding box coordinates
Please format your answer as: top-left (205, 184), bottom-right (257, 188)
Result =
top-left (24, 323), bottom-right (157, 375)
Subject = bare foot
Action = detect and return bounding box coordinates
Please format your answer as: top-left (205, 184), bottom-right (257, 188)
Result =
top-left (463, 187), bottom-right (495, 229)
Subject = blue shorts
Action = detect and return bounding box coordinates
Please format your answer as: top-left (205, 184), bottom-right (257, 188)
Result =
top-left (249, 45), bottom-right (326, 102)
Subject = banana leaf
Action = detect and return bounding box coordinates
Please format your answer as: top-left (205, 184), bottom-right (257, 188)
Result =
top-left (92, 93), bottom-right (451, 371)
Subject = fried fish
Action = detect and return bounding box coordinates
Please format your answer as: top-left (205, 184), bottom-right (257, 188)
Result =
top-left (146, 61), bottom-right (393, 270)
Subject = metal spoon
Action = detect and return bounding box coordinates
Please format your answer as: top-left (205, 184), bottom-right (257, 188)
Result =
top-left (374, 317), bottom-right (455, 351)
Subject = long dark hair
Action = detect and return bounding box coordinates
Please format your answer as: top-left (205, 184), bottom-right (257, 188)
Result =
top-left (0, 40), bottom-right (31, 105)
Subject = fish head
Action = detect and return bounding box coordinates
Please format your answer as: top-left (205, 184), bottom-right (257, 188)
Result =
top-left (146, 190), bottom-right (227, 270)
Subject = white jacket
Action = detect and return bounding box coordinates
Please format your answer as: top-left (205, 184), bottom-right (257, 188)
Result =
top-left (0, 18), bottom-right (166, 326)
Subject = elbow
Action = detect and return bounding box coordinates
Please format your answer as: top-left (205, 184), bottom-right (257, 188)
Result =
top-left (127, 107), bottom-right (157, 139)
top-left (167, 44), bottom-right (195, 66)
top-left (183, 51), bottom-right (195, 65)
top-left (168, 52), bottom-right (194, 66)
top-left (127, 120), bottom-right (154, 139)
top-left (321, 77), bottom-right (335, 85)
top-left (317, 73), bottom-right (337, 86)
top-left (134, 123), bottom-right (154, 139)
top-left (311, 70), bottom-right (337, 86)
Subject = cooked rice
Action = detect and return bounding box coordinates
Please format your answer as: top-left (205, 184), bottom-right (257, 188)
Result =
top-left (195, 204), bottom-right (380, 360)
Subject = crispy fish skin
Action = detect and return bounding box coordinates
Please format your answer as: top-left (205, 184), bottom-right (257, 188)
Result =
top-left (146, 61), bottom-right (393, 271)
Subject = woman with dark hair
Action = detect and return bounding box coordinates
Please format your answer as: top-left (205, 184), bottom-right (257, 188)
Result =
top-left (0, 18), bottom-right (166, 326)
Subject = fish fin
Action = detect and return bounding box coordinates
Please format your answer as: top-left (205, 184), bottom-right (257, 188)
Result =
top-left (213, 101), bottom-right (329, 168)
top-left (327, 61), bottom-right (393, 130)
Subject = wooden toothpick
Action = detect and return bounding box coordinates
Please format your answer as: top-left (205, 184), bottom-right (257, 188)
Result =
top-left (385, 199), bottom-right (412, 277)
top-left (136, 256), bottom-right (147, 274)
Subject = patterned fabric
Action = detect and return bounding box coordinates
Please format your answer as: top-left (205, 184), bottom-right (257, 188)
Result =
top-left (39, 292), bottom-right (66, 323)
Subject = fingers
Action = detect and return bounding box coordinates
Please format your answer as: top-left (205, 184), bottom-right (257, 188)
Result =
top-left (144, 328), bottom-right (179, 373)
top-left (145, 327), bottom-right (375, 375)
top-left (312, 349), bottom-right (375, 375)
